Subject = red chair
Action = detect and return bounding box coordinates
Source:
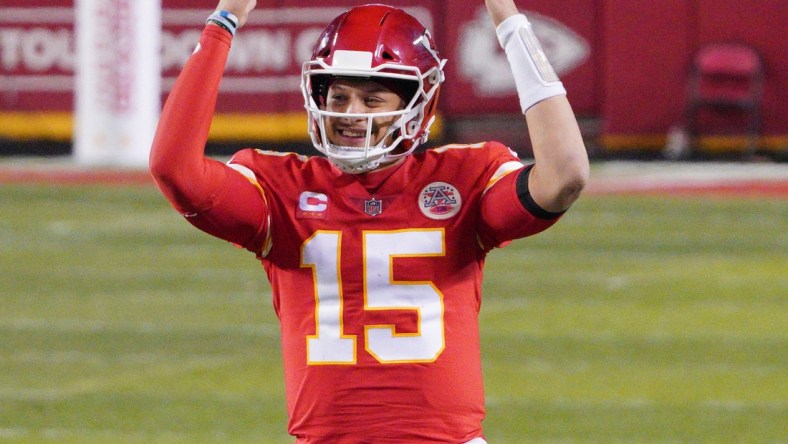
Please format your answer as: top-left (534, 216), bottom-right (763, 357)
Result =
top-left (684, 42), bottom-right (764, 157)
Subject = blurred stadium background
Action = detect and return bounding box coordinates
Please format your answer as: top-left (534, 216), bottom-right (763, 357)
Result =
top-left (2, 0), bottom-right (786, 159)
top-left (1, 0), bottom-right (786, 442)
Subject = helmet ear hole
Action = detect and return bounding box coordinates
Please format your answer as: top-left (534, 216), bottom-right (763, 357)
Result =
top-left (405, 120), bottom-right (421, 137)
top-left (428, 70), bottom-right (441, 85)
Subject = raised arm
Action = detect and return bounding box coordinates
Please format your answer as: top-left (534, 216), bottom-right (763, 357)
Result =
top-left (485, 0), bottom-right (589, 212)
top-left (150, 0), bottom-right (256, 209)
top-left (149, 0), bottom-right (266, 249)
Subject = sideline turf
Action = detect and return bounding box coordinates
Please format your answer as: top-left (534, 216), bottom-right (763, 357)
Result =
top-left (1, 184), bottom-right (785, 443)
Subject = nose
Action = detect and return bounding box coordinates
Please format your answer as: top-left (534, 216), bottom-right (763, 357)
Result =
top-left (339, 97), bottom-right (368, 123)
top-left (344, 97), bottom-right (369, 114)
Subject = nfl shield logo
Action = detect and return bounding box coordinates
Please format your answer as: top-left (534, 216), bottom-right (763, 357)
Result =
top-left (364, 198), bottom-right (383, 216)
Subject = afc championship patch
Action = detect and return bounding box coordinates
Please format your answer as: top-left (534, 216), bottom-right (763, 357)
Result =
top-left (418, 182), bottom-right (462, 220)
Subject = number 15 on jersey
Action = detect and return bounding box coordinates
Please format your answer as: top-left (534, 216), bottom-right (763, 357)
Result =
top-left (301, 229), bottom-right (447, 365)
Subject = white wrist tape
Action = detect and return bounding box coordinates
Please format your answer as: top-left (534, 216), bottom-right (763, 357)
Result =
top-left (496, 14), bottom-right (566, 113)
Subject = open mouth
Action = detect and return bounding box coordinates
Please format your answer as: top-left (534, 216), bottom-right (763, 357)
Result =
top-left (334, 127), bottom-right (371, 146)
top-left (339, 128), bottom-right (367, 138)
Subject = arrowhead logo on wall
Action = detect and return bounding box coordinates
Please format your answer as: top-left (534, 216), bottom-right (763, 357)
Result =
top-left (459, 7), bottom-right (590, 96)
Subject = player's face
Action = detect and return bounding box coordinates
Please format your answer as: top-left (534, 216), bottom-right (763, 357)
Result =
top-left (323, 78), bottom-right (405, 148)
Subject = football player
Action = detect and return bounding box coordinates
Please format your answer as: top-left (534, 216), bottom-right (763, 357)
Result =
top-left (149, 0), bottom-right (589, 442)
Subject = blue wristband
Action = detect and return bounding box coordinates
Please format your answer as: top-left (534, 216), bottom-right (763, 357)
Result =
top-left (206, 10), bottom-right (239, 37)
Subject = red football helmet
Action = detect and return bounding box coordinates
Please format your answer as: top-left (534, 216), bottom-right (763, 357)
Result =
top-left (301, 4), bottom-right (446, 173)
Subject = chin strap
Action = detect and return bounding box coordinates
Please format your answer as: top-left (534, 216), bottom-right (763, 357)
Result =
top-left (329, 156), bottom-right (383, 174)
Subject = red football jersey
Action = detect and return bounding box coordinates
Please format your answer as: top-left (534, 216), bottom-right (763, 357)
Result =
top-left (225, 144), bottom-right (557, 442)
top-left (151, 26), bottom-right (563, 443)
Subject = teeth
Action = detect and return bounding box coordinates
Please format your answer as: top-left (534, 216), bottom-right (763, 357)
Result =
top-left (341, 129), bottom-right (366, 137)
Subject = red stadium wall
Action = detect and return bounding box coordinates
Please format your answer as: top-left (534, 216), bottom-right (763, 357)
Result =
top-left (600, 0), bottom-right (787, 153)
top-left (1, 0), bottom-right (785, 153)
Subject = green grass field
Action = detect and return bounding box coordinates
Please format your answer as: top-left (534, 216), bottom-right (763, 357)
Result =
top-left (1, 183), bottom-right (785, 443)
